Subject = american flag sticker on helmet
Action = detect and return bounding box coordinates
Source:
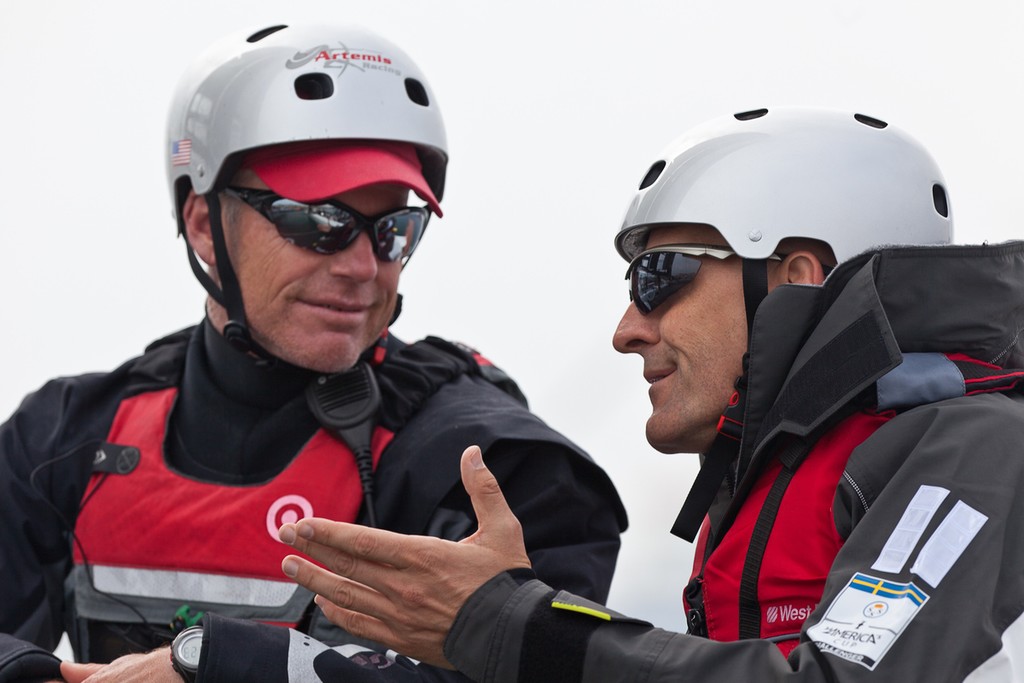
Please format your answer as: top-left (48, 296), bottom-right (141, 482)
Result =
top-left (171, 139), bottom-right (192, 166)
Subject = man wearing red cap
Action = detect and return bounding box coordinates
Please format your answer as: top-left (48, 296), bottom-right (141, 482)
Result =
top-left (188, 140), bottom-right (444, 374)
top-left (0, 24), bottom-right (625, 683)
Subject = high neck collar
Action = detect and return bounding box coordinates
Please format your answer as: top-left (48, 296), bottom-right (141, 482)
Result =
top-left (201, 318), bottom-right (316, 409)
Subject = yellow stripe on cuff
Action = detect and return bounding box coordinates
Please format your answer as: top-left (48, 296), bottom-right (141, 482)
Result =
top-left (552, 601), bottom-right (612, 621)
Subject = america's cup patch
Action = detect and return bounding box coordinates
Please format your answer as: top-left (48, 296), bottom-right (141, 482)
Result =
top-left (807, 573), bottom-right (929, 670)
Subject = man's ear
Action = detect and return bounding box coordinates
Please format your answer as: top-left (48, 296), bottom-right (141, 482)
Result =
top-left (772, 250), bottom-right (828, 287)
top-left (182, 191), bottom-right (216, 268)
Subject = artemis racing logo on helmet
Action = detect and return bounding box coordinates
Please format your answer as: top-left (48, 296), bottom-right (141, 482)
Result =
top-left (287, 44), bottom-right (400, 76)
top-left (766, 603), bottom-right (815, 624)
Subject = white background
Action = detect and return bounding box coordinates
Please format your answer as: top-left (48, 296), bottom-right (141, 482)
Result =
top-left (1, 0), bottom-right (1022, 657)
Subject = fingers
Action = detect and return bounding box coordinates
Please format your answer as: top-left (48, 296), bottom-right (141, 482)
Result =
top-left (459, 446), bottom-right (530, 567)
top-left (460, 445), bottom-right (516, 531)
top-left (281, 554), bottom-right (395, 620)
top-left (282, 556), bottom-right (456, 669)
top-left (312, 595), bottom-right (397, 646)
top-left (281, 518), bottom-right (455, 604)
top-left (281, 555), bottom-right (405, 650)
top-left (280, 517), bottom-right (418, 571)
top-left (279, 521), bottom-right (384, 587)
top-left (60, 661), bottom-right (103, 683)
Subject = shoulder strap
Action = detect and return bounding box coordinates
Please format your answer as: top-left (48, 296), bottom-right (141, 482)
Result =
top-left (126, 326), bottom-right (194, 391)
top-left (737, 438), bottom-right (811, 639)
top-left (421, 336), bottom-right (529, 406)
top-left (373, 336), bottom-right (527, 432)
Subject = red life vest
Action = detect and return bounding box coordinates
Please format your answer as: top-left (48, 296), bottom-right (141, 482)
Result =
top-left (72, 387), bottom-right (393, 627)
top-left (687, 410), bottom-right (893, 657)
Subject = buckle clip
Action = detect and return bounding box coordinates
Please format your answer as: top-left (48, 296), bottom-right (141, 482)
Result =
top-left (170, 604), bottom-right (205, 634)
top-left (716, 390), bottom-right (744, 442)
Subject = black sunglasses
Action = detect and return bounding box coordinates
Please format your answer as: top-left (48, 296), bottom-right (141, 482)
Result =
top-left (223, 186), bottom-right (431, 262)
top-left (626, 244), bottom-right (781, 314)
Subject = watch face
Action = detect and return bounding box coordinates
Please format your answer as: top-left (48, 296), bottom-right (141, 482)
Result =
top-left (173, 628), bottom-right (204, 670)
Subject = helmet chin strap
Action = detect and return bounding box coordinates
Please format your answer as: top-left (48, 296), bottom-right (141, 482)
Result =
top-left (740, 257), bottom-right (770, 339)
top-left (670, 257), bottom-right (770, 542)
top-left (184, 192), bottom-right (277, 365)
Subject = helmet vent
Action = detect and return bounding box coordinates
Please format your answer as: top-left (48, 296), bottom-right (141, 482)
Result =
top-left (932, 184), bottom-right (949, 218)
top-left (639, 160), bottom-right (666, 190)
top-left (735, 108), bottom-right (769, 121)
top-left (854, 113), bottom-right (888, 129)
top-left (404, 78), bottom-right (430, 107)
top-left (294, 73), bottom-right (335, 100)
top-left (247, 25), bottom-right (288, 43)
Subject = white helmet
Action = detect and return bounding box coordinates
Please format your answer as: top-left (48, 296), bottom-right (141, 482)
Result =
top-left (615, 107), bottom-right (952, 263)
top-left (165, 23), bottom-right (447, 227)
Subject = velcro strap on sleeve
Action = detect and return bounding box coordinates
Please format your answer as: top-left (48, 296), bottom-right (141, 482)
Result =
top-left (518, 596), bottom-right (605, 682)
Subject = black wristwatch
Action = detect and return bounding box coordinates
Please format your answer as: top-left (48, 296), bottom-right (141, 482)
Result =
top-left (170, 625), bottom-right (204, 682)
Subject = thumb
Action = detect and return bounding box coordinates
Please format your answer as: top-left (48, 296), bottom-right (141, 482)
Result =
top-left (60, 661), bottom-right (104, 683)
top-left (459, 446), bottom-right (526, 554)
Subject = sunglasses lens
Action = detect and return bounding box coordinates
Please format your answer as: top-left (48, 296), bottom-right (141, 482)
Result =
top-left (373, 208), bottom-right (429, 262)
top-left (630, 251), bottom-right (702, 313)
top-left (265, 199), bottom-right (361, 253)
top-left (235, 188), bottom-right (430, 260)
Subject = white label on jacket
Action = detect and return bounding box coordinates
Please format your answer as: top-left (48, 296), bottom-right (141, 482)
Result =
top-left (807, 573), bottom-right (929, 670)
top-left (871, 485), bottom-right (949, 574)
top-left (910, 500), bottom-right (987, 588)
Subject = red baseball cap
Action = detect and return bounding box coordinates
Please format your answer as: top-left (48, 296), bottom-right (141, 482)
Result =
top-left (244, 140), bottom-right (442, 216)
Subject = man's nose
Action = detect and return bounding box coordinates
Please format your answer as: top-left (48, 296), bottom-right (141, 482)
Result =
top-left (326, 231), bottom-right (379, 281)
top-left (612, 302), bottom-right (659, 354)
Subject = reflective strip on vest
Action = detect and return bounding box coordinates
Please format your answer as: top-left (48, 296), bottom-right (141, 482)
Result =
top-left (89, 565), bottom-right (299, 606)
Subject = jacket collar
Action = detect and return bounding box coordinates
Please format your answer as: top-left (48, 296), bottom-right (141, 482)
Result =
top-left (736, 240), bottom-right (1024, 489)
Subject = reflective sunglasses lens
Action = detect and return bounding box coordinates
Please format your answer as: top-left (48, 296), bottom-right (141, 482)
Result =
top-left (251, 191), bottom-right (429, 260)
top-left (630, 251), bottom-right (702, 313)
top-left (266, 199), bottom-right (360, 253)
top-left (374, 209), bottom-right (428, 262)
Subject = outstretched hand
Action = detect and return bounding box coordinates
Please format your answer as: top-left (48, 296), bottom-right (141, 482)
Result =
top-left (279, 445), bottom-right (531, 668)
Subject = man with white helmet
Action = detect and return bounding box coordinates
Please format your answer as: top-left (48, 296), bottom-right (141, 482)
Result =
top-left (279, 107), bottom-right (1024, 681)
top-left (0, 24), bottom-right (625, 682)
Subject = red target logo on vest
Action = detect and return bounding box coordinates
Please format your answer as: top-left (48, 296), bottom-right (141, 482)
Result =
top-left (267, 495), bottom-right (314, 542)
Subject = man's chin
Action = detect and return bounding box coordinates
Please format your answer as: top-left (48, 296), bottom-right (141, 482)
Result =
top-left (645, 421), bottom-right (712, 455)
top-left (644, 426), bottom-right (682, 454)
top-left (258, 335), bottom-right (369, 374)
top-left (291, 350), bottom-right (364, 374)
